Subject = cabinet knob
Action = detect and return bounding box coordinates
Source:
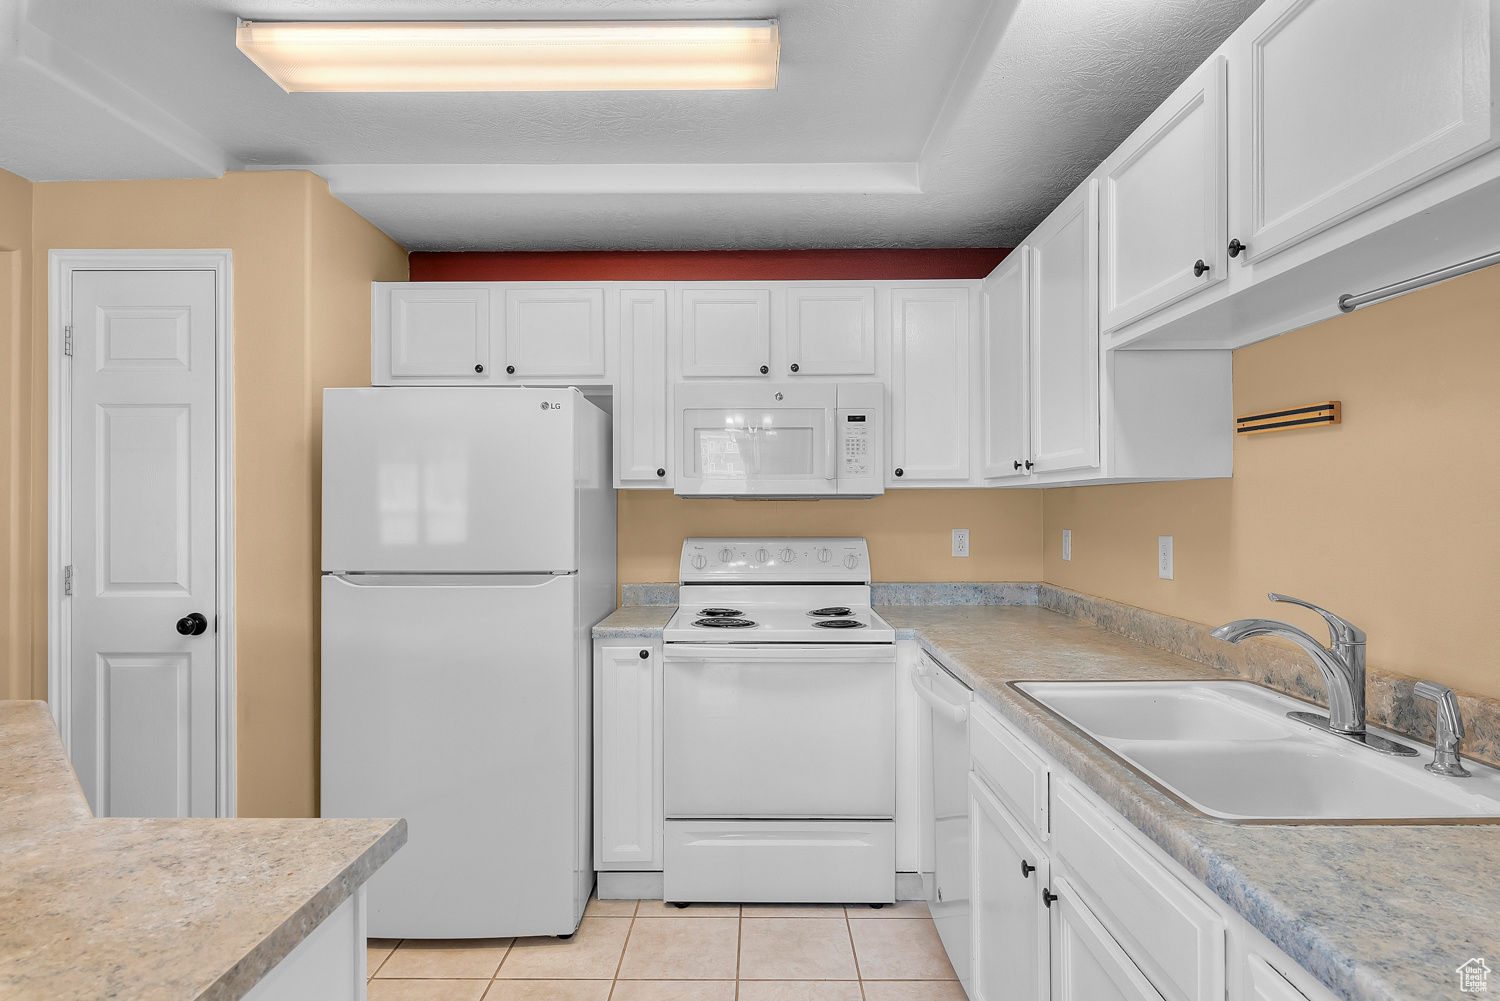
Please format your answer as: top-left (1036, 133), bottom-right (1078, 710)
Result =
top-left (1013, 460), bottom-right (1022, 471)
top-left (639, 649), bottom-right (650, 659)
top-left (1227, 238), bottom-right (1246, 258)
top-left (474, 363), bottom-right (484, 373)
top-left (759, 365), bottom-right (769, 374)
top-left (1024, 460), bottom-right (1034, 471)
top-left (894, 468), bottom-right (904, 477)
top-left (1193, 259), bottom-right (1210, 277)
top-left (790, 363), bottom-right (800, 373)
top-left (1042, 887), bottom-right (1058, 908)
top-left (1020, 860), bottom-right (1035, 878)
top-left (656, 468), bottom-right (666, 478)
top-left (506, 365), bottom-right (516, 374)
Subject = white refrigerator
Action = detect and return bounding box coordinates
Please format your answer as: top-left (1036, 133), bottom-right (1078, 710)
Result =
top-left (320, 386), bottom-right (615, 939)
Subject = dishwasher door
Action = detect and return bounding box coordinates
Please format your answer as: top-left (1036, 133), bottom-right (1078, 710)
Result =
top-left (913, 655), bottom-right (973, 994)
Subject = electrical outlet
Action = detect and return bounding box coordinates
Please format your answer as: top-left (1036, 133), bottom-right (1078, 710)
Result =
top-left (1062, 529), bottom-right (1072, 562)
top-left (952, 528), bottom-right (970, 558)
top-left (1158, 536), bottom-right (1174, 580)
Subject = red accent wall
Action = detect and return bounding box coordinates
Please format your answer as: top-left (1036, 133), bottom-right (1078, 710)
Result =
top-left (409, 248), bottom-right (1010, 282)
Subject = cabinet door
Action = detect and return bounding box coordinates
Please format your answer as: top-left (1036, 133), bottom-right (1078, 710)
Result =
top-left (891, 287), bottom-right (972, 483)
top-left (1231, 0), bottom-right (1497, 263)
top-left (1100, 56), bottom-right (1227, 332)
top-left (980, 250), bottom-right (1031, 480)
top-left (383, 285), bottom-right (492, 382)
top-left (1030, 180), bottom-right (1100, 475)
top-left (1052, 877), bottom-right (1166, 1001)
top-left (616, 288), bottom-right (671, 488)
top-left (680, 288), bottom-right (771, 377)
top-left (785, 286), bottom-right (877, 376)
top-left (1245, 955), bottom-right (1313, 1001)
top-left (502, 287), bottom-right (606, 379)
top-left (595, 644), bottom-right (659, 867)
top-left (971, 775), bottom-right (1049, 1001)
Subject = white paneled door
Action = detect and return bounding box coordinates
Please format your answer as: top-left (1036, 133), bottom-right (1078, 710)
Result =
top-left (69, 269), bottom-right (218, 818)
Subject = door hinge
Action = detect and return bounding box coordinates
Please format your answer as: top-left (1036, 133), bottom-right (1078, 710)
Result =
top-left (63, 565), bottom-right (73, 595)
top-left (63, 325), bottom-right (73, 357)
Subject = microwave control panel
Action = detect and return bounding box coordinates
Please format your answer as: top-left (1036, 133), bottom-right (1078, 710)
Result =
top-left (835, 382), bottom-right (884, 496)
top-left (842, 415), bottom-right (872, 477)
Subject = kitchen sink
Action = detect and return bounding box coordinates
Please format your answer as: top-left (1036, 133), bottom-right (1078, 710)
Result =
top-left (1014, 681), bottom-right (1500, 823)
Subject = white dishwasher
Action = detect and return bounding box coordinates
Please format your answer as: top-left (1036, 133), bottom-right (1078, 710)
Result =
top-left (912, 653), bottom-right (973, 996)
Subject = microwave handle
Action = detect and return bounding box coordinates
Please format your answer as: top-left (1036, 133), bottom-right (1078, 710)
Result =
top-left (824, 409), bottom-right (837, 479)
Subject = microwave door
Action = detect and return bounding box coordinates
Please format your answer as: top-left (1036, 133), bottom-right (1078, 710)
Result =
top-left (679, 406), bottom-right (835, 497)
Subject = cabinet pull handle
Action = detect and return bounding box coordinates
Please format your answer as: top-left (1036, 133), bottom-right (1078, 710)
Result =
top-left (506, 365), bottom-right (516, 375)
top-left (1228, 238), bottom-right (1246, 258)
top-left (656, 468), bottom-right (666, 478)
top-left (1021, 860), bottom-right (1035, 878)
top-left (759, 365), bottom-right (769, 374)
top-left (474, 363), bottom-right (485, 373)
top-left (1042, 887), bottom-right (1058, 907)
top-left (1193, 259), bottom-right (1210, 277)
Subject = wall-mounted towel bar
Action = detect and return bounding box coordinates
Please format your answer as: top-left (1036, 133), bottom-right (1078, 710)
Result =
top-left (1338, 249), bottom-right (1500, 313)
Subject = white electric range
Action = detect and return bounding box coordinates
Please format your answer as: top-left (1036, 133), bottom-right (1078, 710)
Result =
top-left (661, 538), bottom-right (897, 904)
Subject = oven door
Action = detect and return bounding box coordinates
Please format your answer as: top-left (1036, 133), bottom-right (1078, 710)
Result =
top-left (663, 644), bottom-right (896, 819)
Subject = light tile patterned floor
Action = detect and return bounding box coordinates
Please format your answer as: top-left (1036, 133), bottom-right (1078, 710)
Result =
top-left (366, 898), bottom-right (962, 1001)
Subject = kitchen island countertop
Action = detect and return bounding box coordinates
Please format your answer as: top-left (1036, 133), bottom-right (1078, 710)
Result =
top-left (592, 602), bottom-right (1500, 1001)
top-left (0, 700), bottom-right (406, 1001)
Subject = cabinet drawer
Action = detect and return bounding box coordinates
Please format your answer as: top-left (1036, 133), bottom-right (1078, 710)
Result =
top-left (1051, 782), bottom-right (1224, 1001)
top-left (969, 699), bottom-right (1048, 839)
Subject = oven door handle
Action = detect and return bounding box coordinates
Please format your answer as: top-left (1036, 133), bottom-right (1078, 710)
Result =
top-left (666, 644), bottom-right (891, 663)
top-left (823, 408), bottom-right (837, 480)
top-left (912, 675), bottom-right (969, 723)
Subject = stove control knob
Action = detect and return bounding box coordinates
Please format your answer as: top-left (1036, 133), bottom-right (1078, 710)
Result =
top-left (843, 553), bottom-right (861, 570)
top-left (717, 547), bottom-right (734, 563)
top-left (779, 547), bottom-right (796, 563)
top-left (754, 548), bottom-right (770, 564)
top-left (815, 548), bottom-right (832, 563)
top-left (690, 554), bottom-right (707, 570)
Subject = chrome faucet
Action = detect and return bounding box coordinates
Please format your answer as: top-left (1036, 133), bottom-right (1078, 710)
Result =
top-left (1414, 681), bottom-right (1471, 777)
top-left (1211, 593), bottom-right (1367, 734)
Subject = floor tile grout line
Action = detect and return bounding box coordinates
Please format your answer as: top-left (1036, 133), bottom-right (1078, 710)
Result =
top-left (605, 899), bottom-right (636, 999)
top-left (735, 903), bottom-right (743, 1001)
top-left (844, 905), bottom-right (867, 1000)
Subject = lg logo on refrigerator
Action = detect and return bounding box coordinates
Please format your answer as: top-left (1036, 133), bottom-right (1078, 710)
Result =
top-left (540, 401), bottom-right (561, 410)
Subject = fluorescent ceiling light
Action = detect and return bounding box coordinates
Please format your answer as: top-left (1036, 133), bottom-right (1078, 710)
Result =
top-left (235, 20), bottom-right (780, 93)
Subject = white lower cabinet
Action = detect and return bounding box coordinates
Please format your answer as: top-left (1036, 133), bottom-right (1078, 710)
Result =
top-left (1051, 877), bottom-right (1167, 1001)
top-left (970, 773), bottom-right (1050, 1001)
top-left (593, 641), bottom-right (661, 870)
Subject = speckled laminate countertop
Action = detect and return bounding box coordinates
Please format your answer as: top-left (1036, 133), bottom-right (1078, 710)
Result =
top-left (0, 700), bottom-right (406, 1001)
top-left (593, 603), bottom-right (1500, 1001)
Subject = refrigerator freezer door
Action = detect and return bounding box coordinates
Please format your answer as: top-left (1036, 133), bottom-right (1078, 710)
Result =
top-left (323, 387), bottom-right (578, 573)
top-left (321, 573), bottom-right (584, 937)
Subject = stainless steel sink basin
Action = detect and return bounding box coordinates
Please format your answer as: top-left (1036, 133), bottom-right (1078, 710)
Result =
top-left (1015, 681), bottom-right (1500, 823)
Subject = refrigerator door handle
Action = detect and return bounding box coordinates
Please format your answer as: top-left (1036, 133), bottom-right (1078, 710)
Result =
top-left (327, 573), bottom-right (567, 587)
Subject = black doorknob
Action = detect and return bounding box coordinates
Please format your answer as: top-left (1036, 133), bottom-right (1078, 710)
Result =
top-left (506, 365), bottom-right (516, 374)
top-left (1193, 259), bottom-right (1210, 277)
top-left (656, 468), bottom-right (666, 478)
top-left (1042, 887), bottom-right (1058, 907)
top-left (1020, 860), bottom-right (1036, 878)
top-left (759, 365), bottom-right (769, 374)
top-left (474, 363), bottom-right (484, 373)
top-left (790, 363), bottom-right (800, 373)
top-left (176, 612), bottom-right (208, 636)
top-left (894, 468), bottom-right (904, 477)
top-left (1227, 238), bottom-right (1246, 258)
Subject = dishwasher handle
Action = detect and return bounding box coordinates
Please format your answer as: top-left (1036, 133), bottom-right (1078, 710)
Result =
top-left (913, 675), bottom-right (968, 723)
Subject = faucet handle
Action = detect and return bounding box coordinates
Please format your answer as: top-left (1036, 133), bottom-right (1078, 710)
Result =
top-left (1267, 593), bottom-right (1366, 648)
top-left (1414, 681), bottom-right (1470, 778)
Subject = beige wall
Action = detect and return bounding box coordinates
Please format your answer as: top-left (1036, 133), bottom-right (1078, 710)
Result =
top-left (15, 171), bottom-right (408, 816)
top-left (0, 168), bottom-right (39, 701)
top-left (1044, 265), bottom-right (1500, 700)
top-left (619, 489), bottom-right (1044, 586)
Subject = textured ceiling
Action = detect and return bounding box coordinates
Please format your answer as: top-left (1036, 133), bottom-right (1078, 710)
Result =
top-left (0, 0), bottom-right (1264, 250)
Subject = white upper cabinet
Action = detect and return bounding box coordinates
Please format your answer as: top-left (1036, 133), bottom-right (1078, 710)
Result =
top-left (1029, 180), bottom-right (1100, 476)
top-left (500, 287), bottom-right (606, 381)
top-left (784, 286), bottom-right (877, 376)
top-left (615, 288), bottom-right (671, 488)
top-left (1230, 0), bottom-right (1498, 264)
top-left (890, 286), bottom-right (972, 484)
top-left (1100, 56), bottom-right (1228, 333)
top-left (980, 250), bottom-right (1031, 480)
top-left (377, 284), bottom-right (494, 383)
top-left (679, 287), bottom-right (772, 377)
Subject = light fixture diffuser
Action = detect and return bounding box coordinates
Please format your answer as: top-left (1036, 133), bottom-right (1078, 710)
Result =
top-left (235, 20), bottom-right (780, 93)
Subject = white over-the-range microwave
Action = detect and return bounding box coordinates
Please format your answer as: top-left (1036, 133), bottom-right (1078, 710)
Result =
top-left (675, 382), bottom-right (885, 499)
